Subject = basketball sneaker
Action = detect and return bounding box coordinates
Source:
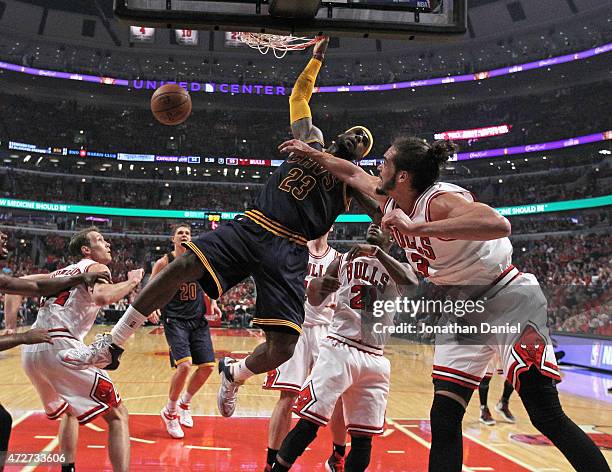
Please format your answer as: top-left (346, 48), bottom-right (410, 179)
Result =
top-left (58, 333), bottom-right (124, 370)
top-left (178, 401), bottom-right (193, 428)
top-left (495, 401), bottom-right (516, 423)
top-left (217, 357), bottom-right (243, 417)
top-left (479, 406), bottom-right (496, 426)
top-left (324, 452), bottom-right (345, 472)
top-left (160, 407), bottom-right (184, 439)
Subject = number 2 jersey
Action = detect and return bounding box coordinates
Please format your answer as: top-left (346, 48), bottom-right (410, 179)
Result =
top-left (383, 182), bottom-right (513, 286)
top-left (26, 258), bottom-right (102, 349)
top-left (160, 252), bottom-right (207, 322)
top-left (330, 253), bottom-right (405, 351)
top-left (247, 142), bottom-right (350, 242)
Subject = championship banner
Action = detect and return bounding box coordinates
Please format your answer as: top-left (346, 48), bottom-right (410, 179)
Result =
top-left (130, 26), bottom-right (155, 43)
top-left (225, 32), bottom-right (245, 47)
top-left (175, 29), bottom-right (198, 46)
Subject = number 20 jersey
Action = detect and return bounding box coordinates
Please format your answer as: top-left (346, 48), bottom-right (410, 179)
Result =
top-left (252, 142), bottom-right (350, 241)
top-left (383, 182), bottom-right (513, 286)
top-left (31, 258), bottom-right (101, 343)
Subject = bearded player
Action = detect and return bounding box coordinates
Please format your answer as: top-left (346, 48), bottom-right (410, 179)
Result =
top-left (58, 37), bottom-right (380, 422)
top-left (262, 228), bottom-right (346, 471)
top-left (278, 137), bottom-right (609, 471)
top-left (6, 228), bottom-right (143, 472)
top-left (271, 224), bottom-right (416, 471)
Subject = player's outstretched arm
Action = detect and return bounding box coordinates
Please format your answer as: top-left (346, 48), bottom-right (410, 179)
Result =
top-left (0, 271), bottom-right (110, 297)
top-left (382, 193), bottom-right (511, 241)
top-left (347, 244), bottom-right (417, 287)
top-left (351, 190), bottom-right (383, 225)
top-left (289, 37), bottom-right (328, 143)
top-left (307, 257), bottom-right (341, 306)
top-left (279, 139), bottom-right (382, 202)
top-left (91, 265), bottom-right (144, 306)
top-left (0, 328), bottom-right (52, 351)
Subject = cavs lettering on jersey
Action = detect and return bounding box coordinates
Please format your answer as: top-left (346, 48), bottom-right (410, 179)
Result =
top-left (248, 142), bottom-right (350, 241)
top-left (161, 252), bottom-right (206, 321)
top-left (330, 254), bottom-right (402, 349)
top-left (303, 246), bottom-right (341, 327)
top-left (383, 182), bottom-right (513, 286)
top-left (25, 259), bottom-right (102, 348)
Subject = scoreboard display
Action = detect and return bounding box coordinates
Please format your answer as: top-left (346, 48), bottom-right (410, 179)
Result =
top-left (327, 0), bottom-right (442, 12)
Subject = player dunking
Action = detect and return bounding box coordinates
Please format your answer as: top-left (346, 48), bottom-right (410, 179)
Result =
top-left (278, 137), bottom-right (609, 471)
top-left (0, 231), bottom-right (109, 471)
top-left (59, 37), bottom-right (379, 420)
top-left (151, 225), bottom-right (220, 439)
top-left (6, 228), bottom-right (143, 472)
top-left (262, 228), bottom-right (346, 471)
top-left (271, 224), bottom-right (416, 471)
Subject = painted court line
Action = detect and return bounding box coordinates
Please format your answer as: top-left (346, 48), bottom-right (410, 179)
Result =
top-left (130, 437), bottom-right (155, 444)
top-left (463, 432), bottom-right (536, 471)
top-left (84, 423), bottom-right (105, 432)
top-left (185, 445), bottom-right (231, 452)
top-left (34, 436), bottom-right (56, 439)
top-left (386, 418), bottom-right (475, 472)
top-left (11, 411), bottom-right (33, 429)
top-left (20, 437), bottom-right (59, 472)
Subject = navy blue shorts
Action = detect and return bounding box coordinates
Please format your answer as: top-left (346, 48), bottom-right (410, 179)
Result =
top-left (163, 316), bottom-right (215, 367)
top-left (184, 215), bottom-right (309, 335)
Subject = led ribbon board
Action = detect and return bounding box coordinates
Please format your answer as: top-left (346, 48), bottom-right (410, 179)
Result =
top-left (0, 196), bottom-right (609, 221)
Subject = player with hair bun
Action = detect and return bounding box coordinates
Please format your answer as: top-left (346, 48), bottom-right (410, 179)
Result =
top-left (278, 136), bottom-right (609, 472)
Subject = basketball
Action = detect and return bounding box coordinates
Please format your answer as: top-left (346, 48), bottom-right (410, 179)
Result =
top-left (150, 83), bottom-right (192, 125)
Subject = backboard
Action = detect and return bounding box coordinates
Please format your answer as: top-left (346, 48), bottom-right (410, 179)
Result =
top-left (113, 0), bottom-right (467, 40)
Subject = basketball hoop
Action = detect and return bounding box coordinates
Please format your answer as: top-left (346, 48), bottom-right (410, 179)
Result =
top-left (235, 33), bottom-right (323, 58)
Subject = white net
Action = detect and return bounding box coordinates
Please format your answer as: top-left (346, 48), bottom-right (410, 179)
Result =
top-left (235, 33), bottom-right (322, 58)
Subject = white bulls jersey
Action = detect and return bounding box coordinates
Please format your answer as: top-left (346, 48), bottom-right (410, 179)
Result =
top-left (303, 246), bottom-right (341, 327)
top-left (330, 253), bottom-right (404, 350)
top-left (384, 182), bottom-right (513, 286)
top-left (26, 259), bottom-right (102, 347)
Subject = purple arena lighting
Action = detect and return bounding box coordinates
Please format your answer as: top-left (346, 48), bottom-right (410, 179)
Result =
top-left (0, 43), bottom-right (609, 95)
top-left (5, 132), bottom-right (611, 165)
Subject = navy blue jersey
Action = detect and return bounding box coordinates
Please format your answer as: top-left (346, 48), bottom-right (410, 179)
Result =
top-left (250, 142), bottom-right (350, 241)
top-left (160, 252), bottom-right (207, 321)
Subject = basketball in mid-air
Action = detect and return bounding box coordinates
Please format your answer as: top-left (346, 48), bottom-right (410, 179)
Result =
top-left (150, 83), bottom-right (192, 125)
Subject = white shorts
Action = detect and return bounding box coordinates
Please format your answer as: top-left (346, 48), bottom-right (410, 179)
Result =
top-left (22, 339), bottom-right (121, 424)
top-left (263, 324), bottom-right (328, 393)
top-left (432, 273), bottom-right (561, 392)
top-left (292, 335), bottom-right (390, 436)
top-left (484, 352), bottom-right (503, 378)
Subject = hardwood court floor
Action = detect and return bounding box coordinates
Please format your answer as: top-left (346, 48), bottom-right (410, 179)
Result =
top-left (1, 326), bottom-right (610, 471)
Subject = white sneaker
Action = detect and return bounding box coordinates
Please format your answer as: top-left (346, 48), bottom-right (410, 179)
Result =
top-left (161, 407), bottom-right (184, 439)
top-left (58, 333), bottom-right (124, 370)
top-left (495, 401), bottom-right (517, 423)
top-left (217, 357), bottom-right (242, 417)
top-left (178, 401), bottom-right (193, 428)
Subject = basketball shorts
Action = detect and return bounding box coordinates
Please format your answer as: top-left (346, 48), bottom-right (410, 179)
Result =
top-left (484, 352), bottom-right (504, 379)
top-left (163, 316), bottom-right (215, 367)
top-left (292, 335), bottom-right (390, 436)
top-left (184, 214), bottom-right (309, 335)
top-left (22, 339), bottom-right (121, 425)
top-left (432, 272), bottom-right (561, 393)
top-left (263, 324), bottom-right (329, 392)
